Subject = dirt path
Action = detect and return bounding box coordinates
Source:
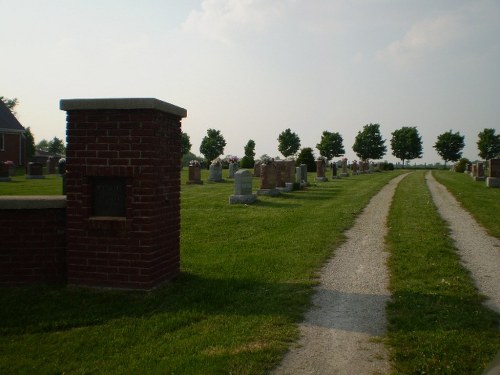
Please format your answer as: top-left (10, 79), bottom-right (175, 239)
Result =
top-left (273, 173), bottom-right (408, 375)
top-left (425, 171), bottom-right (500, 313)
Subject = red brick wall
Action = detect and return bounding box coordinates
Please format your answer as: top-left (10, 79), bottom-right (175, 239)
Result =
top-left (0, 207), bottom-right (66, 285)
top-left (0, 133), bottom-right (23, 165)
top-left (65, 108), bottom-right (182, 289)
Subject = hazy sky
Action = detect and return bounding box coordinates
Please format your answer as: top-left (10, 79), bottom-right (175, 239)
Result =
top-left (2, 0), bottom-right (499, 164)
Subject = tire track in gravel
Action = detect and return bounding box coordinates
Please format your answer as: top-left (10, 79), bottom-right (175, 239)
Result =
top-left (273, 173), bottom-right (409, 375)
top-left (425, 171), bottom-right (500, 313)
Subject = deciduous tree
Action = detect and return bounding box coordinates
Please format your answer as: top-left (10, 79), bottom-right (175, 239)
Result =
top-left (316, 131), bottom-right (345, 161)
top-left (0, 96), bottom-right (18, 116)
top-left (352, 123), bottom-right (387, 161)
top-left (390, 126), bottom-right (423, 167)
top-left (24, 127), bottom-right (36, 161)
top-left (181, 131), bottom-right (192, 157)
top-left (199, 128), bottom-right (226, 166)
top-left (48, 137), bottom-right (66, 155)
top-left (278, 128), bottom-right (300, 158)
top-left (433, 130), bottom-right (465, 167)
top-left (477, 128), bottom-right (500, 160)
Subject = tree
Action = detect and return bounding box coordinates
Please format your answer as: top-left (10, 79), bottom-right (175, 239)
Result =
top-left (199, 128), bottom-right (226, 166)
top-left (181, 131), bottom-right (192, 157)
top-left (352, 123), bottom-right (387, 161)
top-left (433, 130), bottom-right (465, 167)
top-left (477, 128), bottom-right (500, 160)
top-left (316, 131), bottom-right (345, 161)
top-left (278, 128), bottom-right (300, 158)
top-left (390, 126), bottom-right (423, 167)
top-left (48, 137), bottom-right (66, 155)
top-left (0, 96), bottom-right (18, 116)
top-left (36, 139), bottom-right (49, 152)
top-left (24, 127), bottom-right (36, 161)
top-left (296, 147), bottom-right (316, 172)
top-left (240, 139), bottom-right (256, 168)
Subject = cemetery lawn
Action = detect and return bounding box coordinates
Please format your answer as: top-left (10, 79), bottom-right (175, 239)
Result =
top-left (0, 173), bottom-right (63, 195)
top-left (386, 171), bottom-right (500, 374)
top-left (432, 170), bottom-right (500, 238)
top-left (0, 169), bottom-right (404, 374)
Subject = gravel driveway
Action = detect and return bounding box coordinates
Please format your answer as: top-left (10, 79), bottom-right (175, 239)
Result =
top-left (425, 172), bottom-right (500, 313)
top-left (273, 174), bottom-right (408, 375)
top-left (273, 171), bottom-right (500, 374)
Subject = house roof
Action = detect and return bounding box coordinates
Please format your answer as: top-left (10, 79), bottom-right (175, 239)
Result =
top-left (0, 100), bottom-right (25, 132)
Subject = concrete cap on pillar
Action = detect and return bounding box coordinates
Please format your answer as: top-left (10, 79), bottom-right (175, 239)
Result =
top-left (60, 98), bottom-right (187, 118)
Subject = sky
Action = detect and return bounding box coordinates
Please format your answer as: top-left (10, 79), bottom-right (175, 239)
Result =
top-left (1, 0), bottom-right (499, 164)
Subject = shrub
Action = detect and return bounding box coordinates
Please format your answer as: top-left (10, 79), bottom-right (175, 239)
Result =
top-left (454, 158), bottom-right (470, 173)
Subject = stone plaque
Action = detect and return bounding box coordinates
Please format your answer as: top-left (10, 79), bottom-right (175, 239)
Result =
top-left (92, 177), bottom-right (126, 217)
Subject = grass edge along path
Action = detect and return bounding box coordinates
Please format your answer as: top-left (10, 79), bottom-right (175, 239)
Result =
top-left (385, 170), bottom-right (500, 374)
top-left (1, 170), bottom-right (403, 374)
top-left (432, 170), bottom-right (500, 239)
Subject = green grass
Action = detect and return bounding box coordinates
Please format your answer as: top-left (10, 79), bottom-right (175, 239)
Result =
top-left (0, 172), bottom-right (63, 195)
top-left (0, 169), bottom-right (404, 374)
top-left (432, 170), bottom-right (500, 238)
top-left (386, 171), bottom-right (500, 374)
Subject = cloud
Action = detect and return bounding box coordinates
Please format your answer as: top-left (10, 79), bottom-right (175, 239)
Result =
top-left (377, 12), bottom-right (466, 69)
top-left (182, 0), bottom-right (288, 45)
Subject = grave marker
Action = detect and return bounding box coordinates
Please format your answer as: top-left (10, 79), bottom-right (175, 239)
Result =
top-left (229, 170), bottom-right (257, 204)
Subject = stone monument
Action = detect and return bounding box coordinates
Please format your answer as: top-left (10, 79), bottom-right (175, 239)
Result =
top-left (229, 170), bottom-right (257, 204)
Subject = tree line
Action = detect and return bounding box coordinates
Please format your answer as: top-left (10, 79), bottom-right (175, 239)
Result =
top-left (187, 124), bottom-right (499, 169)
top-left (3, 96), bottom-right (499, 168)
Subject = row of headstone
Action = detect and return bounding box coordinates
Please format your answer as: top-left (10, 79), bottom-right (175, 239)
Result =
top-left (463, 160), bottom-right (500, 188)
top-left (469, 162), bottom-right (485, 181)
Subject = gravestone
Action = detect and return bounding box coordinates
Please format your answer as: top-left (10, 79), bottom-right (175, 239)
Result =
top-left (340, 158), bottom-right (348, 177)
top-left (486, 158), bottom-right (500, 188)
top-left (351, 160), bottom-right (358, 175)
top-left (474, 162), bottom-right (485, 181)
top-left (0, 162), bottom-right (11, 182)
top-left (229, 170), bottom-right (257, 204)
top-left (331, 162), bottom-right (338, 179)
top-left (209, 162), bottom-right (223, 182)
top-left (471, 164), bottom-right (478, 179)
top-left (257, 163), bottom-right (280, 196)
top-left (315, 159), bottom-right (327, 182)
top-left (294, 164), bottom-right (308, 187)
top-left (300, 164), bottom-right (308, 185)
top-left (46, 156), bottom-right (57, 174)
top-left (228, 163), bottom-right (238, 178)
top-left (187, 162), bottom-right (203, 185)
top-left (253, 161), bottom-right (261, 177)
top-left (60, 97), bottom-right (187, 290)
top-left (275, 160), bottom-right (286, 188)
top-left (26, 162), bottom-right (45, 179)
top-left (285, 160), bottom-right (296, 183)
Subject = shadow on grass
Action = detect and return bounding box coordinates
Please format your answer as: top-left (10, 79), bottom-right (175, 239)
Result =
top-left (0, 273), bottom-right (311, 336)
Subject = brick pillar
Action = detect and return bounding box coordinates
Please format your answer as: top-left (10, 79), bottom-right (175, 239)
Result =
top-left (60, 98), bottom-right (187, 289)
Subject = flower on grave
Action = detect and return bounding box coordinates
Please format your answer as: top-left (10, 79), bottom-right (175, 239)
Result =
top-left (211, 157), bottom-right (222, 166)
top-left (189, 160), bottom-right (201, 167)
top-left (4, 160), bottom-right (14, 166)
top-left (227, 155), bottom-right (239, 164)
